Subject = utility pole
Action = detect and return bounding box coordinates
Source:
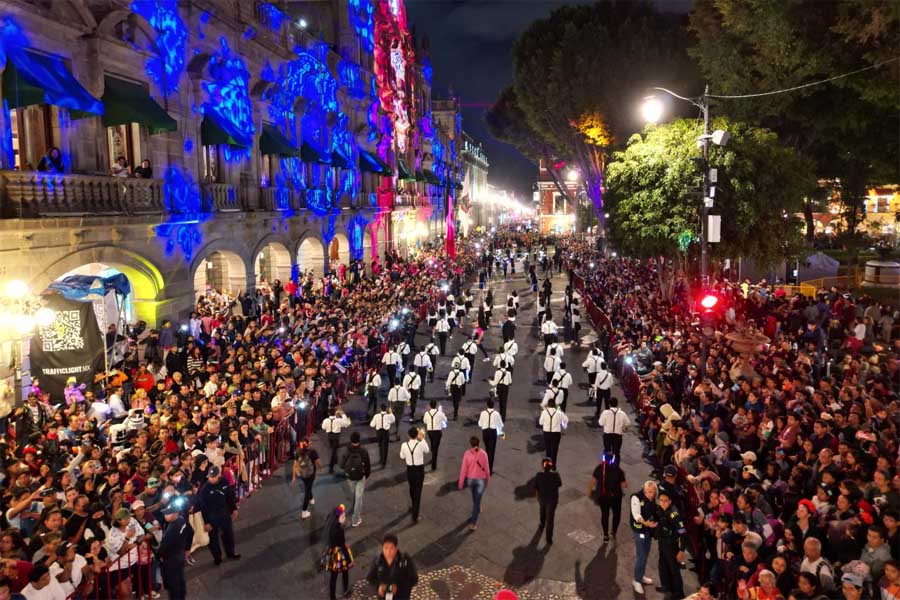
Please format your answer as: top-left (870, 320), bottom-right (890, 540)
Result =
top-left (700, 84), bottom-right (710, 289)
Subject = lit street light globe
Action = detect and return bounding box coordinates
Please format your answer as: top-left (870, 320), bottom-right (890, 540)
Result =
top-left (641, 97), bottom-right (663, 124)
top-left (566, 169), bottom-right (579, 182)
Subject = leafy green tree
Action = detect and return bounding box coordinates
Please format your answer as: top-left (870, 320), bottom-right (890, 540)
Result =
top-left (607, 118), bottom-right (815, 295)
top-left (485, 86), bottom-right (574, 202)
top-left (689, 0), bottom-right (900, 239)
top-left (510, 1), bottom-right (697, 226)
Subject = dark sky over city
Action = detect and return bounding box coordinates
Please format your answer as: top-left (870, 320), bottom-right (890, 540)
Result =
top-left (406, 0), bottom-right (692, 199)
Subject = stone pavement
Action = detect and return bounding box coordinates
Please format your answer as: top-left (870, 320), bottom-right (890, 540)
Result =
top-left (186, 269), bottom-right (697, 599)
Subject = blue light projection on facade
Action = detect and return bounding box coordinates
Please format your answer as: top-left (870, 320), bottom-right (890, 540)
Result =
top-left (130, 1), bottom-right (187, 97)
top-left (155, 166), bottom-right (208, 261)
top-left (348, 0), bottom-right (375, 54)
top-left (258, 3), bottom-right (286, 33)
top-left (348, 213), bottom-right (370, 260)
top-left (202, 37), bottom-right (254, 148)
top-left (321, 212), bottom-right (338, 246)
top-left (422, 57), bottom-right (433, 86)
top-left (280, 157), bottom-right (305, 190)
top-left (266, 50), bottom-right (337, 146)
top-left (338, 60), bottom-right (366, 99)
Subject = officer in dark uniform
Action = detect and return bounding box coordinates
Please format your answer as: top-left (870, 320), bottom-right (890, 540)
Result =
top-left (157, 499), bottom-right (193, 600)
top-left (657, 465), bottom-right (688, 517)
top-left (656, 489), bottom-right (686, 600)
top-left (196, 466), bottom-right (241, 566)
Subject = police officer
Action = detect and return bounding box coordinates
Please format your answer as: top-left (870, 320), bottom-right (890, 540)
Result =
top-left (630, 480), bottom-right (659, 594)
top-left (655, 489), bottom-right (686, 600)
top-left (657, 465), bottom-right (687, 517)
top-left (157, 500), bottom-right (193, 600)
top-left (445, 365), bottom-right (466, 421)
top-left (196, 466), bottom-right (241, 566)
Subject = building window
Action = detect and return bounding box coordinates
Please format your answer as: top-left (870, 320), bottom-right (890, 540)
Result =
top-left (259, 153), bottom-right (273, 187)
top-left (106, 123), bottom-right (142, 174)
top-left (202, 145), bottom-right (219, 182)
top-left (9, 104), bottom-right (58, 171)
top-left (552, 193), bottom-right (567, 215)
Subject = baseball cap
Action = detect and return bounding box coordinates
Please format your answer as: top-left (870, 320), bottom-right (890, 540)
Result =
top-left (131, 500), bottom-right (145, 510)
top-left (663, 465), bottom-right (678, 477)
top-left (208, 466), bottom-right (221, 477)
top-left (146, 477), bottom-right (160, 488)
top-left (841, 573), bottom-right (864, 588)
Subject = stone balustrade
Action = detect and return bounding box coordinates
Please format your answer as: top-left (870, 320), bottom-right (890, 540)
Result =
top-left (201, 182), bottom-right (239, 212)
top-left (0, 170), bottom-right (164, 218)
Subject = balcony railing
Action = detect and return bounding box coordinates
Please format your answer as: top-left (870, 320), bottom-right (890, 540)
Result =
top-left (0, 170), bottom-right (164, 218)
top-left (260, 186), bottom-right (295, 211)
top-left (202, 183), bottom-right (239, 212)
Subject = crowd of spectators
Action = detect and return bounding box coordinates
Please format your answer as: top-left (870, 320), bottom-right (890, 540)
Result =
top-left (0, 241), bottom-right (478, 599)
top-left (562, 238), bottom-right (900, 600)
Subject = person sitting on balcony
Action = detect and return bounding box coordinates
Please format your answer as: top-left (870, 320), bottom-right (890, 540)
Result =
top-left (37, 147), bottom-right (63, 173)
top-left (133, 159), bottom-right (153, 179)
top-left (111, 156), bottom-right (130, 178)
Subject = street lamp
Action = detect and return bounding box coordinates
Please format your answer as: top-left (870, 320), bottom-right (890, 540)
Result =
top-left (566, 169), bottom-right (579, 183)
top-left (641, 85), bottom-right (729, 287)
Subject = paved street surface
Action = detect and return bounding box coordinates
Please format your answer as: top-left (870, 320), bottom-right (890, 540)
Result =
top-left (186, 270), bottom-right (697, 599)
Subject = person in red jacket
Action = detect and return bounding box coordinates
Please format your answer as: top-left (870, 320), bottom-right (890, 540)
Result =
top-left (133, 364), bottom-right (155, 394)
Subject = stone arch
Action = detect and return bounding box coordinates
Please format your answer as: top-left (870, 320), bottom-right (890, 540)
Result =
top-left (190, 239), bottom-right (251, 299)
top-left (252, 238), bottom-right (292, 288)
top-left (296, 233), bottom-right (327, 276)
top-left (329, 233), bottom-right (350, 267)
top-left (95, 9), bottom-right (158, 51)
top-left (30, 245), bottom-right (165, 325)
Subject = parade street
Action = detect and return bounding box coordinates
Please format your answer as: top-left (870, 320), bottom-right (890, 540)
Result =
top-left (186, 271), bottom-right (696, 599)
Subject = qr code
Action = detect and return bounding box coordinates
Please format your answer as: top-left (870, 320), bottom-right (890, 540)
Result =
top-left (41, 310), bottom-right (84, 352)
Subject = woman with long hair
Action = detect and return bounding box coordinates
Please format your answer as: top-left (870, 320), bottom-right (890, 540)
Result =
top-left (322, 504), bottom-right (353, 599)
top-left (458, 437), bottom-right (491, 531)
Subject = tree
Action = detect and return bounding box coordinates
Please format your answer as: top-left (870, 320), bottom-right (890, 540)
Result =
top-left (689, 0), bottom-right (900, 240)
top-left (607, 118), bottom-right (816, 295)
top-left (485, 86), bottom-right (574, 203)
top-left (509, 1), bottom-right (698, 228)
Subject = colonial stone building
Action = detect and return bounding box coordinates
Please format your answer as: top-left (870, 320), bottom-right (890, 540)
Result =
top-left (0, 0), bottom-right (462, 325)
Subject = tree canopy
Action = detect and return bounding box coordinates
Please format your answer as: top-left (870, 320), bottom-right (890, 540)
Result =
top-left (607, 118), bottom-right (816, 269)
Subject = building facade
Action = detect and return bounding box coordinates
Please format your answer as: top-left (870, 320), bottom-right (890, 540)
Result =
top-left (459, 131), bottom-right (489, 235)
top-left (0, 0), bottom-right (463, 325)
top-left (536, 158), bottom-right (577, 235)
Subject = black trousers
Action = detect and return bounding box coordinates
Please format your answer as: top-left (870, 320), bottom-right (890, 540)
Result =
top-left (417, 367), bottom-right (429, 395)
top-left (482, 428), bottom-right (498, 474)
top-left (560, 388), bottom-right (568, 412)
top-left (587, 372), bottom-right (597, 388)
top-left (438, 332), bottom-right (448, 355)
top-left (407, 465), bottom-right (425, 521)
top-left (328, 570), bottom-right (349, 600)
top-left (543, 431), bottom-right (561, 467)
top-left (598, 495), bottom-right (623, 536)
top-left (427, 430), bottom-right (442, 470)
top-left (390, 402), bottom-right (406, 438)
top-left (659, 540), bottom-right (685, 599)
top-left (496, 384), bottom-right (509, 420)
top-left (387, 367), bottom-right (398, 388)
top-left (603, 432), bottom-right (623, 456)
top-left (366, 386), bottom-right (379, 416)
top-left (327, 433), bottom-right (340, 473)
top-left (408, 388), bottom-right (419, 421)
top-left (300, 476), bottom-right (315, 510)
top-left (376, 429), bottom-right (389, 467)
top-left (161, 561), bottom-right (186, 600)
top-left (594, 388), bottom-right (611, 417)
top-left (207, 516), bottom-right (236, 561)
top-left (450, 386), bottom-right (463, 420)
top-left (539, 498), bottom-right (558, 544)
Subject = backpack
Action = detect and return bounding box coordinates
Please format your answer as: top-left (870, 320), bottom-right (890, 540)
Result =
top-left (294, 454), bottom-right (314, 479)
top-left (345, 450), bottom-right (364, 481)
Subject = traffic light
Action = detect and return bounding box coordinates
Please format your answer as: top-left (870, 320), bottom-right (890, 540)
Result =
top-left (700, 293), bottom-right (719, 311)
top-left (698, 291), bottom-right (721, 335)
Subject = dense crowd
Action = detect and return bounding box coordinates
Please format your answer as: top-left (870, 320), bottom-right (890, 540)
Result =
top-left (562, 238), bottom-right (900, 600)
top-left (0, 241), bottom-right (479, 600)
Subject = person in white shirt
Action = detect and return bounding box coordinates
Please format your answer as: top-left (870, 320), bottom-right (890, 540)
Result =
top-left (488, 362), bottom-right (513, 420)
top-left (461, 337), bottom-right (478, 375)
top-left (582, 346), bottom-right (604, 388)
top-left (478, 399), bottom-right (504, 474)
top-left (382, 346), bottom-right (402, 387)
top-left (541, 317), bottom-right (558, 350)
top-left (396, 340), bottom-right (411, 371)
top-left (107, 389), bottom-right (128, 420)
top-left (445, 367), bottom-right (466, 421)
top-left (402, 369), bottom-right (422, 422)
top-left (493, 350), bottom-right (515, 373)
top-left (20, 563), bottom-right (67, 600)
top-left (48, 541), bottom-right (88, 598)
top-left (451, 351), bottom-right (471, 386)
top-left (592, 359), bottom-right (614, 420)
top-left (538, 397), bottom-right (568, 468)
top-left (550, 362), bottom-right (573, 411)
top-left (321, 408), bottom-right (351, 474)
top-left (369, 404), bottom-right (395, 468)
top-left (502, 339), bottom-right (519, 359)
top-left (422, 400), bottom-right (447, 471)
top-left (413, 349), bottom-right (433, 397)
top-left (364, 367), bottom-right (382, 418)
top-left (598, 397), bottom-right (630, 456)
top-left (544, 347), bottom-right (561, 385)
top-left (424, 339), bottom-right (440, 381)
top-left (435, 317), bottom-right (451, 355)
top-left (399, 427), bottom-right (430, 523)
top-left (387, 384), bottom-right (410, 440)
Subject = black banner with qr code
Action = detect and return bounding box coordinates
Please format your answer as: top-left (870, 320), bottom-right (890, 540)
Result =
top-left (30, 295), bottom-right (104, 403)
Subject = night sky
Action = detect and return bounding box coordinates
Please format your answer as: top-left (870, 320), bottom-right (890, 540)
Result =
top-left (406, 0), bottom-right (692, 199)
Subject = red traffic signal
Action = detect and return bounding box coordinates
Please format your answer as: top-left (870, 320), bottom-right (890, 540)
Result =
top-left (700, 294), bottom-right (719, 311)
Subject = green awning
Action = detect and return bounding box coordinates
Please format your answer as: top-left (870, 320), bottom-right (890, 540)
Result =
top-left (424, 169), bottom-right (441, 185)
top-left (301, 142), bottom-right (331, 164)
top-left (101, 76), bottom-right (176, 134)
top-left (259, 124), bottom-right (299, 157)
top-left (359, 148), bottom-right (393, 176)
top-left (397, 159), bottom-right (416, 181)
top-left (331, 149), bottom-right (350, 169)
top-left (201, 115), bottom-right (250, 148)
top-left (3, 48), bottom-right (102, 114)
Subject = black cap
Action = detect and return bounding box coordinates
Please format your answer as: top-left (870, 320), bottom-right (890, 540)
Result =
top-left (663, 465), bottom-right (678, 477)
top-left (208, 466), bottom-right (221, 478)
